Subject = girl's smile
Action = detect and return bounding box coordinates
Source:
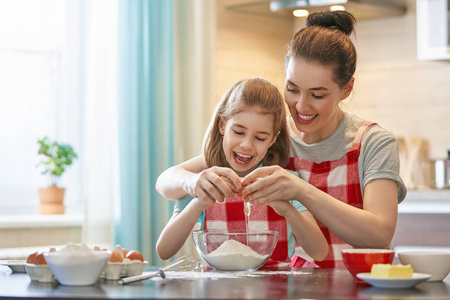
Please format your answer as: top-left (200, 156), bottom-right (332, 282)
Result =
top-left (219, 108), bottom-right (277, 177)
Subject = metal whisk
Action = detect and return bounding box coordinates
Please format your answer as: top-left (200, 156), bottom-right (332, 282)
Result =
top-left (118, 255), bottom-right (204, 284)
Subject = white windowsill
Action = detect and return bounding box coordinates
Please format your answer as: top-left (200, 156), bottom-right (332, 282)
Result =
top-left (0, 214), bottom-right (83, 229)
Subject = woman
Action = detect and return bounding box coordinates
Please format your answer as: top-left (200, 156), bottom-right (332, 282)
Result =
top-left (156, 11), bottom-right (406, 268)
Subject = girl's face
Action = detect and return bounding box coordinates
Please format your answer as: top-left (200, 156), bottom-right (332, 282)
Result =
top-left (284, 58), bottom-right (353, 144)
top-left (219, 108), bottom-right (278, 177)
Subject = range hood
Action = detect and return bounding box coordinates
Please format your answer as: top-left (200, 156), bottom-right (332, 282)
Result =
top-left (226, 0), bottom-right (407, 20)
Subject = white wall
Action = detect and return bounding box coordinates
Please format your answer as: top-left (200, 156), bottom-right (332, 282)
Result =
top-left (341, 2), bottom-right (450, 160)
top-left (214, 1), bottom-right (293, 103)
top-left (217, 1), bottom-right (450, 161)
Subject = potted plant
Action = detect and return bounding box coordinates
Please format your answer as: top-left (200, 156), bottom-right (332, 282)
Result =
top-left (36, 136), bottom-right (78, 214)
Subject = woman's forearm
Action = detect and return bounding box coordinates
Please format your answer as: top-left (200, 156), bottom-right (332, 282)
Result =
top-left (242, 167), bottom-right (398, 249)
top-left (156, 165), bottom-right (195, 200)
top-left (299, 179), bottom-right (398, 249)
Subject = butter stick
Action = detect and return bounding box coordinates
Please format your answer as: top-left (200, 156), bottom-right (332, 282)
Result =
top-left (371, 264), bottom-right (414, 278)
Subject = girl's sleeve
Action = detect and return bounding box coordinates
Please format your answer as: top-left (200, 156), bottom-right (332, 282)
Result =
top-left (173, 194), bottom-right (205, 227)
top-left (288, 169), bottom-right (308, 212)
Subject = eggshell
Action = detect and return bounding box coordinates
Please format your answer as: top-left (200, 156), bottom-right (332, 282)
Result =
top-left (122, 248), bottom-right (130, 257)
top-left (109, 250), bottom-right (123, 263)
top-left (27, 251), bottom-right (39, 264)
top-left (125, 250), bottom-right (144, 262)
top-left (34, 252), bottom-right (47, 265)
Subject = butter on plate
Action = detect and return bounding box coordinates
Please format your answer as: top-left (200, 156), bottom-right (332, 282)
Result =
top-left (371, 264), bottom-right (414, 278)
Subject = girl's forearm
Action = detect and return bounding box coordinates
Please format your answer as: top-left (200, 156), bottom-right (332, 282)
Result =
top-left (285, 208), bottom-right (328, 261)
top-left (156, 203), bottom-right (204, 260)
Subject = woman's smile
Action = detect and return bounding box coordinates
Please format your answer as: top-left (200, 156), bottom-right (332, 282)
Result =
top-left (297, 113), bottom-right (318, 124)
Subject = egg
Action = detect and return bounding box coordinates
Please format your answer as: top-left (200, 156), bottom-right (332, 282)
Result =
top-left (125, 250), bottom-right (144, 262)
top-left (34, 252), bottom-right (47, 265)
top-left (122, 248), bottom-right (130, 257)
top-left (27, 251), bottom-right (39, 264)
top-left (109, 250), bottom-right (123, 263)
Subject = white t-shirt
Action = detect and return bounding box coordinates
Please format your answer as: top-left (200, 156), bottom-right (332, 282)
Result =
top-left (288, 111), bottom-right (407, 203)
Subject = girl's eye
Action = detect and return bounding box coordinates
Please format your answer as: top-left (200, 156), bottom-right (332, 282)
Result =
top-left (256, 137), bottom-right (266, 142)
top-left (233, 130), bottom-right (244, 135)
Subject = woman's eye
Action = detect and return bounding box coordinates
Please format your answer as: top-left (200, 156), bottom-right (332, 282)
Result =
top-left (286, 84), bottom-right (298, 93)
top-left (233, 130), bottom-right (244, 135)
top-left (256, 137), bottom-right (266, 142)
top-left (312, 94), bottom-right (324, 99)
top-left (286, 86), bottom-right (297, 93)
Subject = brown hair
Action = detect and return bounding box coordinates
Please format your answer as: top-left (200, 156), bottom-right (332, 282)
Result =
top-left (285, 11), bottom-right (357, 87)
top-left (202, 78), bottom-right (290, 168)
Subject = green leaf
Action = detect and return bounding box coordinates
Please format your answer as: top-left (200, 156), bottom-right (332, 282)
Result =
top-left (36, 137), bottom-right (78, 180)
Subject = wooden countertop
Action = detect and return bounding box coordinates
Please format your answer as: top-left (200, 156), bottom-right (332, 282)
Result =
top-left (1, 267), bottom-right (449, 299)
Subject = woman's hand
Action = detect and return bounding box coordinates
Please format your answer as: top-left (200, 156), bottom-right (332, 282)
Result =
top-left (240, 166), bottom-right (305, 205)
top-left (265, 199), bottom-right (295, 217)
top-left (186, 166), bottom-right (242, 204)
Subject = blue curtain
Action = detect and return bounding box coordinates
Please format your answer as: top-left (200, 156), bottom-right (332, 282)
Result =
top-left (116, 0), bottom-right (174, 265)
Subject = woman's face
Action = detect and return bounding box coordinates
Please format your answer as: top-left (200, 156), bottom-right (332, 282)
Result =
top-left (284, 58), bottom-right (353, 144)
top-left (219, 108), bottom-right (277, 177)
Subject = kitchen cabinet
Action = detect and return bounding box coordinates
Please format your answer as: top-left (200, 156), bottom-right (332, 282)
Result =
top-left (417, 0), bottom-right (450, 60)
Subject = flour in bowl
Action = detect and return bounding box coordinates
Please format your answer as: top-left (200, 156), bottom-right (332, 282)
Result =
top-left (204, 239), bottom-right (269, 271)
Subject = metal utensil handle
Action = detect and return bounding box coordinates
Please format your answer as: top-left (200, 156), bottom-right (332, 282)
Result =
top-left (117, 255), bottom-right (190, 284)
top-left (118, 269), bottom-right (165, 285)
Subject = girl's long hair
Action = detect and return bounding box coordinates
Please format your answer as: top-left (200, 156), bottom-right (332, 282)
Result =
top-left (202, 78), bottom-right (290, 168)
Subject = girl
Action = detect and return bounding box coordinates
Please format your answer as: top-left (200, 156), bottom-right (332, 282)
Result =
top-left (156, 78), bottom-right (328, 264)
top-left (155, 11), bottom-right (407, 268)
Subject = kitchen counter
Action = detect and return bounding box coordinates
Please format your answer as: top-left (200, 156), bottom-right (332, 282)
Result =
top-left (1, 267), bottom-right (449, 299)
top-left (399, 189), bottom-right (450, 213)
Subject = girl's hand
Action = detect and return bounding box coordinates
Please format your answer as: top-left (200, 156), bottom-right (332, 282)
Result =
top-left (240, 165), bottom-right (305, 205)
top-left (186, 166), bottom-right (242, 203)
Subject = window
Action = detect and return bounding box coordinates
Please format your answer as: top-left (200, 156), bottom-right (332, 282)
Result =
top-left (0, 0), bottom-right (83, 215)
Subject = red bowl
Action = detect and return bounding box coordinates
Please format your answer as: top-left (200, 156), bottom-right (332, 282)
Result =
top-left (342, 249), bottom-right (395, 281)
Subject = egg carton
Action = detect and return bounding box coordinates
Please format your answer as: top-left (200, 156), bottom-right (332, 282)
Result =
top-left (25, 264), bottom-right (54, 283)
top-left (100, 259), bottom-right (148, 280)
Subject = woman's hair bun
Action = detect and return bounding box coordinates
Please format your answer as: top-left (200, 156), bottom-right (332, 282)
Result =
top-left (306, 11), bottom-right (356, 36)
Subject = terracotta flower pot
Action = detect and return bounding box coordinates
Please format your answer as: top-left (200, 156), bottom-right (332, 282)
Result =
top-left (38, 186), bottom-right (66, 214)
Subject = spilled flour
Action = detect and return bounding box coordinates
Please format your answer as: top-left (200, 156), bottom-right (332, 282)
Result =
top-left (205, 239), bottom-right (268, 271)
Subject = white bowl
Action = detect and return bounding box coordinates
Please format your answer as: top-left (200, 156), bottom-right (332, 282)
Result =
top-left (44, 250), bottom-right (111, 286)
top-left (397, 250), bottom-right (450, 281)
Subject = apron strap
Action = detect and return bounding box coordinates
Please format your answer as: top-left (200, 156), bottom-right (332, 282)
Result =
top-left (350, 121), bottom-right (377, 151)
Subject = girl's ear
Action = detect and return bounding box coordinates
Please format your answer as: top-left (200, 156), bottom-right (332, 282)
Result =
top-left (218, 117), bottom-right (225, 135)
top-left (341, 77), bottom-right (355, 100)
top-left (270, 131), bottom-right (280, 147)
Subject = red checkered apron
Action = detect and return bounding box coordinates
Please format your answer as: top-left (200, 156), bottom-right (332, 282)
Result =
top-left (204, 196), bottom-right (289, 264)
top-left (287, 121), bottom-right (376, 268)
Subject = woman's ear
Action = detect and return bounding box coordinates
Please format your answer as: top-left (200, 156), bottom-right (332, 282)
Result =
top-left (218, 117), bottom-right (225, 135)
top-left (341, 77), bottom-right (355, 100)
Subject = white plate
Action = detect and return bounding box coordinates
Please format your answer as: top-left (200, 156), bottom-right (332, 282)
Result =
top-left (357, 273), bottom-right (431, 289)
top-left (0, 260), bottom-right (26, 273)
